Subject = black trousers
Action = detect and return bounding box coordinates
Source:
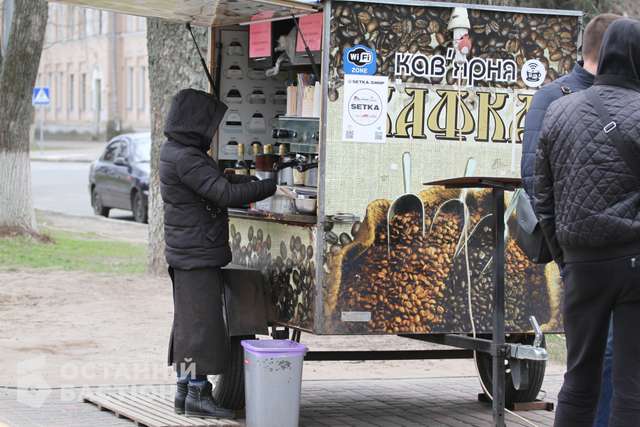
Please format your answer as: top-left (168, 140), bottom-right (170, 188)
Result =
top-left (168, 267), bottom-right (229, 376)
top-left (554, 254), bottom-right (640, 427)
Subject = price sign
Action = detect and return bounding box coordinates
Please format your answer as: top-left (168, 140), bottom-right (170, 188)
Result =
top-left (296, 13), bottom-right (323, 53)
top-left (249, 21), bottom-right (271, 58)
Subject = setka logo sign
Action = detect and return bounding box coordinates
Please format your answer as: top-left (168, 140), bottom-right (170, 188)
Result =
top-left (348, 89), bottom-right (383, 126)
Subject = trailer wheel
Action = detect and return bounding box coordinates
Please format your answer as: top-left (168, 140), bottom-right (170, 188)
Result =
top-left (475, 334), bottom-right (546, 406)
top-left (213, 335), bottom-right (252, 410)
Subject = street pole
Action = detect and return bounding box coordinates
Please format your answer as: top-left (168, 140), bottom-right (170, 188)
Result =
top-left (38, 106), bottom-right (44, 152)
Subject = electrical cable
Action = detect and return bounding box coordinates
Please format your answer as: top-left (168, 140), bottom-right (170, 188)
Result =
top-left (185, 23), bottom-right (218, 95)
top-left (462, 202), bottom-right (538, 427)
top-left (455, 69), bottom-right (539, 427)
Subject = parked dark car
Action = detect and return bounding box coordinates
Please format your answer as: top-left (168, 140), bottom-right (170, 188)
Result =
top-left (89, 133), bottom-right (150, 223)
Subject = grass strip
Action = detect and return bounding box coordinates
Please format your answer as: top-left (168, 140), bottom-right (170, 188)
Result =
top-left (0, 229), bottom-right (146, 274)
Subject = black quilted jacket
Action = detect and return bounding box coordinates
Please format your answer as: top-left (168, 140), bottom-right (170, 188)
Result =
top-left (521, 63), bottom-right (593, 200)
top-left (160, 89), bottom-right (276, 269)
top-left (533, 18), bottom-right (640, 263)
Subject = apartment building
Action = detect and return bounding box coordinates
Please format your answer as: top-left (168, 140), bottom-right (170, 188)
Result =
top-left (34, 2), bottom-right (150, 138)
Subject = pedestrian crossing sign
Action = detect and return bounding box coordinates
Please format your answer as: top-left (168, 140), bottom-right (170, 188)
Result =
top-left (32, 87), bottom-right (50, 106)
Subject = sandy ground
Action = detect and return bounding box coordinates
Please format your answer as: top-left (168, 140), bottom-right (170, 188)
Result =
top-left (0, 268), bottom-right (564, 389)
top-left (1, 211), bottom-right (563, 389)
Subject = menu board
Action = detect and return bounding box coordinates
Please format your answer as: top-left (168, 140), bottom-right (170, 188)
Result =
top-left (249, 21), bottom-right (271, 58)
top-left (217, 29), bottom-right (287, 161)
top-left (296, 12), bottom-right (323, 52)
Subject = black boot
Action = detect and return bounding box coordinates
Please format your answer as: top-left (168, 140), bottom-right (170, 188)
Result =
top-left (185, 381), bottom-right (235, 419)
top-left (174, 379), bottom-right (188, 415)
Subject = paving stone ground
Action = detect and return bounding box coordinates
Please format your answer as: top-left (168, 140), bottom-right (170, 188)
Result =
top-left (0, 375), bottom-right (563, 427)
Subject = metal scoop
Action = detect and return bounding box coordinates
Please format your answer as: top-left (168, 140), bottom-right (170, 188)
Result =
top-left (428, 157), bottom-right (477, 241)
top-left (388, 152), bottom-right (425, 256)
top-left (479, 188), bottom-right (522, 275)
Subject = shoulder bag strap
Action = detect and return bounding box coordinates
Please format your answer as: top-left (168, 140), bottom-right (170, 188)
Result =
top-left (585, 88), bottom-right (640, 180)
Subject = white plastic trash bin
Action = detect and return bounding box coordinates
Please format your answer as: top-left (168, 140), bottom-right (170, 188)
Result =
top-left (241, 339), bottom-right (308, 427)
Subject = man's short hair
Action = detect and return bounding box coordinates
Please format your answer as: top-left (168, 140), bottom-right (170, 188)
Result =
top-left (583, 13), bottom-right (621, 62)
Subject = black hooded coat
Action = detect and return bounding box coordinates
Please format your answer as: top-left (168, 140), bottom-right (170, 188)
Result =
top-left (160, 89), bottom-right (276, 375)
top-left (160, 89), bottom-right (276, 269)
top-left (533, 18), bottom-right (640, 264)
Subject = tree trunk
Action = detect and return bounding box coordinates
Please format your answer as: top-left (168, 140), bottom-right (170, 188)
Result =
top-left (146, 19), bottom-right (208, 275)
top-left (0, 0), bottom-right (48, 233)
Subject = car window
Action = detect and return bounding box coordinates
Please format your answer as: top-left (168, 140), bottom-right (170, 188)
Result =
top-left (131, 138), bottom-right (151, 162)
top-left (117, 141), bottom-right (129, 160)
top-left (102, 141), bottom-right (121, 162)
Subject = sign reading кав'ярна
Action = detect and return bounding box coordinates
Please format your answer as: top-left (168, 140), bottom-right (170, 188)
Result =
top-left (393, 48), bottom-right (548, 88)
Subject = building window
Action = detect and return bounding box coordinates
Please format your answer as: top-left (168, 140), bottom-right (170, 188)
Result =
top-left (101, 11), bottom-right (109, 34)
top-left (137, 17), bottom-right (146, 32)
top-left (53, 5), bottom-right (60, 42)
top-left (94, 79), bottom-right (102, 113)
top-left (82, 9), bottom-right (94, 37)
top-left (60, 6), bottom-right (65, 41)
top-left (86, 9), bottom-right (94, 36)
top-left (125, 15), bottom-right (134, 33)
top-left (68, 7), bottom-right (75, 40)
top-left (81, 9), bottom-right (86, 38)
top-left (138, 66), bottom-right (146, 111)
top-left (80, 73), bottom-right (87, 112)
top-left (45, 21), bottom-right (53, 44)
top-left (57, 71), bottom-right (64, 110)
top-left (126, 66), bottom-right (134, 110)
top-left (68, 74), bottom-right (75, 112)
top-left (47, 73), bottom-right (53, 110)
top-left (53, 72), bottom-right (60, 110)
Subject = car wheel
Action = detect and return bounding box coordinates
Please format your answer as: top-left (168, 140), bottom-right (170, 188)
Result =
top-left (92, 187), bottom-right (110, 217)
top-left (132, 191), bottom-right (148, 223)
top-left (475, 334), bottom-right (546, 406)
top-left (212, 335), bottom-right (252, 410)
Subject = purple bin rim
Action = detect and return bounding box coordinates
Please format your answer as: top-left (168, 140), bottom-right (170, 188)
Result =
top-left (241, 339), bottom-right (308, 357)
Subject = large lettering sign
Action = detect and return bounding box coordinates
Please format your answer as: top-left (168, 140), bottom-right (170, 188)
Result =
top-left (386, 84), bottom-right (533, 143)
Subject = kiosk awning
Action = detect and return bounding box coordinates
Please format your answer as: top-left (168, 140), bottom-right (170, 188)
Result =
top-left (48, 0), bottom-right (321, 27)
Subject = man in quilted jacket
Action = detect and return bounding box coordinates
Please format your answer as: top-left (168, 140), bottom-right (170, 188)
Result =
top-left (521, 14), bottom-right (620, 199)
top-left (534, 19), bottom-right (640, 427)
top-left (522, 13), bottom-right (620, 427)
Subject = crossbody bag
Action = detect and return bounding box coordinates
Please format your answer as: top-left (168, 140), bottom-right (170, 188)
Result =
top-left (515, 86), bottom-right (574, 264)
top-left (585, 88), bottom-right (640, 179)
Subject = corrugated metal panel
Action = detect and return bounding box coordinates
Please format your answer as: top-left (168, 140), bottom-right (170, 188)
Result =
top-left (48, 0), bottom-right (320, 27)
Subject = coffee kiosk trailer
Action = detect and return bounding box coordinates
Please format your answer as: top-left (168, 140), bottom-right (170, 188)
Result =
top-left (50, 0), bottom-right (581, 424)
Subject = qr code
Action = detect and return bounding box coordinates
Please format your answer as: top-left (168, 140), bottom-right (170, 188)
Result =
top-left (345, 130), bottom-right (354, 139)
top-left (375, 131), bottom-right (383, 140)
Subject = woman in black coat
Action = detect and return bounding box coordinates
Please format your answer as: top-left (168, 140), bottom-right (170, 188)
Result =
top-left (159, 88), bottom-right (276, 418)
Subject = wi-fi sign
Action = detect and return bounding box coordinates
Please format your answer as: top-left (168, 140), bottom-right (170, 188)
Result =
top-left (521, 59), bottom-right (547, 88)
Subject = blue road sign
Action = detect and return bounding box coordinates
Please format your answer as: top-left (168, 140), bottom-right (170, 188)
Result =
top-left (32, 87), bottom-right (50, 106)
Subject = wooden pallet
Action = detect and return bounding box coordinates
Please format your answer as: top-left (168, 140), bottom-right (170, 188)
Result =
top-left (477, 393), bottom-right (555, 412)
top-left (83, 391), bottom-right (245, 427)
